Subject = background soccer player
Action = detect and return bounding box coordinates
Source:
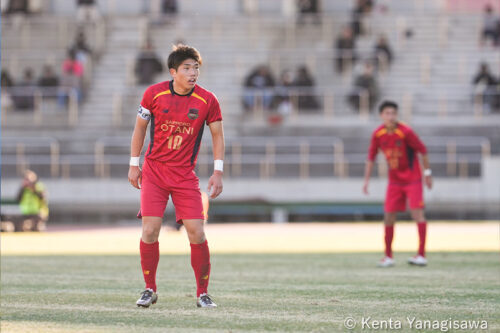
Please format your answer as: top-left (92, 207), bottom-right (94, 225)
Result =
top-left (128, 45), bottom-right (224, 307)
top-left (363, 101), bottom-right (432, 267)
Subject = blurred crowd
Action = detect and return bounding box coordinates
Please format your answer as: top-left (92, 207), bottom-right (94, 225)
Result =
top-left (472, 62), bottom-right (500, 113)
top-left (1, 30), bottom-right (93, 112)
top-left (3, 0), bottom-right (499, 118)
top-left (1, 0), bottom-right (100, 113)
top-left (242, 64), bottom-right (319, 121)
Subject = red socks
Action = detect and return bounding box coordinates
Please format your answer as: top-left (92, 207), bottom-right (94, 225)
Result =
top-left (384, 225), bottom-right (394, 258)
top-left (190, 240), bottom-right (211, 297)
top-left (140, 239), bottom-right (211, 296)
top-left (140, 240), bottom-right (160, 292)
top-left (417, 221), bottom-right (427, 257)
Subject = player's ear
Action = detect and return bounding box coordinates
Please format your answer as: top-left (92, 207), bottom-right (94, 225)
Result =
top-left (169, 67), bottom-right (177, 78)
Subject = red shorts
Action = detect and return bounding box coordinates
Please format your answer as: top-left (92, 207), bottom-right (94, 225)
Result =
top-left (385, 181), bottom-right (424, 213)
top-left (138, 158), bottom-right (204, 223)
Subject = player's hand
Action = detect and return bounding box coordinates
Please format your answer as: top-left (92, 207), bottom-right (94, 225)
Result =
top-left (363, 181), bottom-right (369, 195)
top-left (128, 166), bottom-right (142, 189)
top-left (424, 175), bottom-right (433, 190)
top-left (207, 171), bottom-right (223, 199)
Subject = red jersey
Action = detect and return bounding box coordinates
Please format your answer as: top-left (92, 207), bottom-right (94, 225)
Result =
top-left (368, 122), bottom-right (427, 184)
top-left (138, 80), bottom-right (222, 169)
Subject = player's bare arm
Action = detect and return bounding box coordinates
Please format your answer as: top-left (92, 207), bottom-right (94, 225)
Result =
top-left (128, 116), bottom-right (149, 189)
top-left (421, 154), bottom-right (433, 189)
top-left (207, 120), bottom-right (225, 199)
top-left (363, 160), bottom-right (374, 195)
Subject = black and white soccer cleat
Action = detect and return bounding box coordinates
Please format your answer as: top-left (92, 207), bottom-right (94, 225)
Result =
top-left (197, 293), bottom-right (217, 308)
top-left (136, 289), bottom-right (158, 308)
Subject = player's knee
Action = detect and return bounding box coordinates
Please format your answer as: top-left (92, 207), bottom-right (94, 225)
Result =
top-left (384, 213), bottom-right (396, 225)
top-left (410, 210), bottom-right (424, 222)
top-left (142, 225), bottom-right (160, 242)
top-left (187, 229), bottom-right (205, 243)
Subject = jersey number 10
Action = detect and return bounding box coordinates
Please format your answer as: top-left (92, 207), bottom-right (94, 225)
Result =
top-left (167, 135), bottom-right (183, 150)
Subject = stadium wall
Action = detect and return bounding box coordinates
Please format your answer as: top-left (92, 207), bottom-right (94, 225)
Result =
top-left (1, 157), bottom-right (499, 222)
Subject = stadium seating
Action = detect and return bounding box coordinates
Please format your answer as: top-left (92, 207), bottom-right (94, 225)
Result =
top-left (1, 0), bottom-right (499, 220)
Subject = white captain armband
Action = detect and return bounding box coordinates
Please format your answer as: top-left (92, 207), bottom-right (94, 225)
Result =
top-left (137, 105), bottom-right (151, 121)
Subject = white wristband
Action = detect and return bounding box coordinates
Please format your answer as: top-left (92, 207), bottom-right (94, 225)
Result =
top-left (424, 169), bottom-right (432, 176)
top-left (130, 156), bottom-right (140, 166)
top-left (214, 160), bottom-right (223, 172)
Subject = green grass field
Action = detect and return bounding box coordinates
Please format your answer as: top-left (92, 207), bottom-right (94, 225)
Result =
top-left (1, 252), bottom-right (499, 332)
top-left (1, 223), bottom-right (499, 332)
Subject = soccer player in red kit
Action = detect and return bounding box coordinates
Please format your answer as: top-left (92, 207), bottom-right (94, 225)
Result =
top-left (128, 45), bottom-right (224, 307)
top-left (363, 101), bottom-right (432, 267)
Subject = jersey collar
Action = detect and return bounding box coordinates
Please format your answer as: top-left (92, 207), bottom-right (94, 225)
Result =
top-left (384, 121), bottom-right (399, 133)
top-left (169, 80), bottom-right (195, 97)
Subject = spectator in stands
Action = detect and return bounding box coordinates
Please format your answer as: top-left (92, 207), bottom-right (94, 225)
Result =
top-left (373, 35), bottom-right (393, 70)
top-left (76, 0), bottom-right (100, 25)
top-left (72, 30), bottom-right (93, 64)
top-left (273, 70), bottom-right (294, 116)
top-left (351, 0), bottom-right (373, 37)
top-left (472, 63), bottom-right (498, 112)
top-left (335, 26), bottom-right (356, 73)
top-left (4, 0), bottom-right (30, 29)
top-left (134, 39), bottom-right (164, 85)
top-left (38, 65), bottom-right (60, 95)
top-left (13, 67), bottom-right (36, 110)
top-left (243, 65), bottom-right (275, 112)
top-left (480, 5), bottom-right (499, 47)
top-left (162, 0), bottom-right (178, 14)
top-left (293, 65), bottom-right (319, 110)
top-left (5, 0), bottom-right (29, 14)
top-left (58, 49), bottom-right (84, 107)
top-left (16, 169), bottom-right (49, 232)
top-left (1, 69), bottom-right (14, 87)
top-left (297, 0), bottom-right (320, 25)
top-left (348, 62), bottom-right (379, 111)
top-left (1, 69), bottom-right (15, 112)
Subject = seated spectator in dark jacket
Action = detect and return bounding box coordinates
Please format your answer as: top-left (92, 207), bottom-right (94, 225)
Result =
top-left (351, 0), bottom-right (372, 37)
top-left (13, 68), bottom-right (36, 110)
top-left (297, 0), bottom-right (320, 24)
top-left (481, 5), bottom-right (499, 46)
top-left (348, 62), bottom-right (379, 111)
top-left (273, 70), bottom-right (294, 115)
top-left (162, 0), bottom-right (178, 14)
top-left (134, 40), bottom-right (164, 85)
top-left (1, 69), bottom-right (15, 111)
top-left (1, 69), bottom-right (14, 87)
top-left (472, 63), bottom-right (498, 112)
top-left (293, 66), bottom-right (319, 110)
top-left (335, 26), bottom-right (356, 73)
top-left (72, 30), bottom-right (92, 64)
top-left (243, 65), bottom-right (275, 112)
top-left (6, 0), bottom-right (29, 14)
top-left (38, 65), bottom-right (60, 99)
top-left (373, 35), bottom-right (393, 70)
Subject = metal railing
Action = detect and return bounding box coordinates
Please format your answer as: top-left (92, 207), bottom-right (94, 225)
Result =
top-left (87, 135), bottom-right (492, 179)
top-left (0, 134), bottom-right (491, 179)
top-left (1, 137), bottom-right (60, 177)
top-left (1, 87), bottom-right (80, 126)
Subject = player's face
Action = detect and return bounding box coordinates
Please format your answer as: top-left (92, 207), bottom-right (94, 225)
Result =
top-left (380, 107), bottom-right (398, 127)
top-left (170, 59), bottom-right (199, 93)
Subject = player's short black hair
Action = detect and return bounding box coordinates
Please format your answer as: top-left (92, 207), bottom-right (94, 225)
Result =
top-left (378, 100), bottom-right (398, 113)
top-left (167, 44), bottom-right (202, 70)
